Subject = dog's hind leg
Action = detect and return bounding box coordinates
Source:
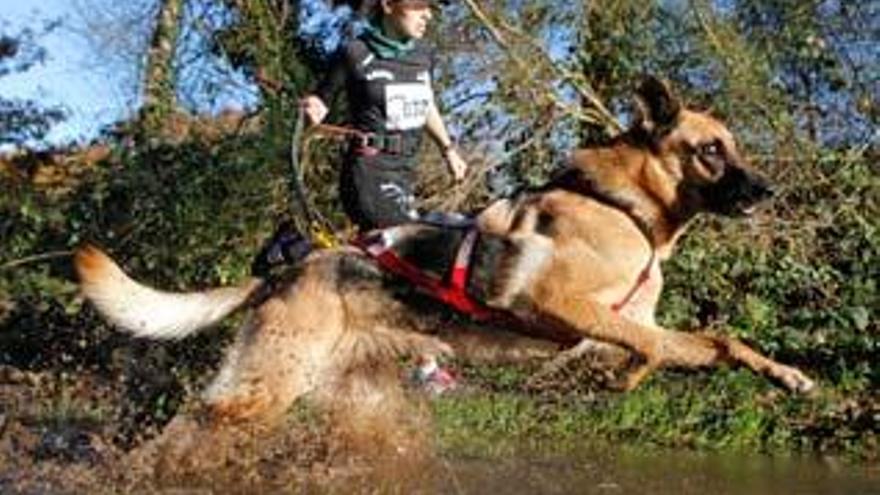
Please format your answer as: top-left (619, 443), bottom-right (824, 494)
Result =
top-left (151, 277), bottom-right (353, 474)
top-left (202, 279), bottom-right (350, 425)
top-left (201, 322), bottom-right (310, 425)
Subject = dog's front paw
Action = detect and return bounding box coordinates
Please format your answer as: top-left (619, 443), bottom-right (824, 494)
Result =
top-left (777, 366), bottom-right (817, 395)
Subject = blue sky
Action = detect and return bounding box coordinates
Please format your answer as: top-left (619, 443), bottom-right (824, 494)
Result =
top-left (0, 0), bottom-right (351, 148)
top-left (0, 0), bottom-right (136, 146)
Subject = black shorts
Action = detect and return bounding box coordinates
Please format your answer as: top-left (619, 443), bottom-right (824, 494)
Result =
top-left (339, 152), bottom-right (419, 230)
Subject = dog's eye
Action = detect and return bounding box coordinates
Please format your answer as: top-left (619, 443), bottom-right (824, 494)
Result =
top-left (699, 142), bottom-right (723, 156)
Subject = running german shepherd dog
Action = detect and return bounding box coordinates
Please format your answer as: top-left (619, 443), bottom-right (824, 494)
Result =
top-left (75, 77), bottom-right (814, 443)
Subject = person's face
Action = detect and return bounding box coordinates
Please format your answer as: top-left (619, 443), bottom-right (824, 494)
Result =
top-left (382, 0), bottom-right (434, 39)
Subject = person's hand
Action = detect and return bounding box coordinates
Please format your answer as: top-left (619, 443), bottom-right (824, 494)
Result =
top-left (300, 95), bottom-right (328, 125)
top-left (443, 147), bottom-right (468, 182)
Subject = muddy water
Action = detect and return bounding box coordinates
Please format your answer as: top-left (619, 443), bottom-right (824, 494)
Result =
top-left (2, 442), bottom-right (878, 494)
top-left (433, 448), bottom-right (879, 495)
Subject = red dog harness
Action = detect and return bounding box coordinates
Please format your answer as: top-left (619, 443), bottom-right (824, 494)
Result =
top-left (354, 228), bottom-right (497, 320)
top-left (354, 227), bottom-right (655, 320)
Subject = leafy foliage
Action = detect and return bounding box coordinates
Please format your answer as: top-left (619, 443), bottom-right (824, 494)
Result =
top-left (0, 128), bottom-right (291, 442)
top-left (0, 19), bottom-right (65, 147)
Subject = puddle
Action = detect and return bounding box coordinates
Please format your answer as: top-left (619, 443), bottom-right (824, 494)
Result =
top-left (432, 447), bottom-right (879, 495)
top-left (2, 426), bottom-right (878, 494)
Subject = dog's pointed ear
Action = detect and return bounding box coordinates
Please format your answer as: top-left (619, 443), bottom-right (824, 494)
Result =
top-left (634, 76), bottom-right (681, 136)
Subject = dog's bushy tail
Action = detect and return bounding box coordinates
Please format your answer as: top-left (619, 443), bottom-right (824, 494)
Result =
top-left (75, 244), bottom-right (263, 340)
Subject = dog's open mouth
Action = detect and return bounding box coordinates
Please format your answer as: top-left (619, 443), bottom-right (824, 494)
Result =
top-left (715, 198), bottom-right (762, 217)
top-left (731, 191), bottom-right (772, 216)
top-left (739, 204), bottom-right (759, 215)
top-left (738, 190), bottom-right (774, 215)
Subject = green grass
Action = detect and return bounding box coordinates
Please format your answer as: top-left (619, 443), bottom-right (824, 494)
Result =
top-left (432, 367), bottom-right (878, 462)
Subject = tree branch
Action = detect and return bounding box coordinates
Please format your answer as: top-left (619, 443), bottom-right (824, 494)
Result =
top-left (1, 250), bottom-right (73, 271)
top-left (459, 0), bottom-right (623, 134)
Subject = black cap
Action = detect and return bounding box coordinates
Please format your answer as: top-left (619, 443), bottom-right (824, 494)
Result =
top-left (336, 0), bottom-right (451, 15)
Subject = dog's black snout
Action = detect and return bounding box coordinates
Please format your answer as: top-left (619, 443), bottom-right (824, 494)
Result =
top-left (752, 176), bottom-right (774, 200)
top-left (736, 167), bottom-right (774, 203)
top-left (708, 166), bottom-right (776, 216)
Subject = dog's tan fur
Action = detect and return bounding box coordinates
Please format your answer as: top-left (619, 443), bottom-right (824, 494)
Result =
top-left (75, 78), bottom-right (814, 456)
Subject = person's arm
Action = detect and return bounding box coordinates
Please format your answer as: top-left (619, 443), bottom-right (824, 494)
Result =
top-left (301, 95), bottom-right (329, 125)
top-left (425, 103), bottom-right (467, 181)
top-left (301, 48), bottom-right (348, 125)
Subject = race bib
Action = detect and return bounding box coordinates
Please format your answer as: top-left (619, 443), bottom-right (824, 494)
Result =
top-left (385, 82), bottom-right (433, 131)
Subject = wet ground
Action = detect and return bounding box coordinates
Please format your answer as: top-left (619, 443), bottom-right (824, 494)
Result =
top-left (2, 437), bottom-right (878, 494)
top-left (1, 367), bottom-right (877, 494)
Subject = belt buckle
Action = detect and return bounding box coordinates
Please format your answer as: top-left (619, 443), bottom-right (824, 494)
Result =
top-left (388, 134), bottom-right (403, 154)
top-left (358, 133), bottom-right (406, 154)
top-left (353, 133), bottom-right (379, 156)
top-left (374, 133), bottom-right (394, 153)
top-left (357, 133), bottom-right (378, 151)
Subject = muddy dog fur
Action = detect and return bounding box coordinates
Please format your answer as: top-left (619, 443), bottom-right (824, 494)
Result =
top-left (75, 78), bottom-right (815, 470)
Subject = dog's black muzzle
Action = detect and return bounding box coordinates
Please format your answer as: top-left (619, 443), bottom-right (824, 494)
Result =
top-left (706, 166), bottom-right (774, 216)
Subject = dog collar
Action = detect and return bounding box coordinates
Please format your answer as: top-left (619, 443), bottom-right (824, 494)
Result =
top-left (610, 249), bottom-right (656, 313)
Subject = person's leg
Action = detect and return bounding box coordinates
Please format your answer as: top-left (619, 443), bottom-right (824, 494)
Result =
top-left (348, 155), bottom-right (458, 394)
top-left (346, 154), bottom-right (419, 229)
top-left (339, 157), bottom-right (375, 230)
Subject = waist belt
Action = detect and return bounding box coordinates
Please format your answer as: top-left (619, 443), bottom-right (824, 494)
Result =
top-left (351, 132), bottom-right (421, 156)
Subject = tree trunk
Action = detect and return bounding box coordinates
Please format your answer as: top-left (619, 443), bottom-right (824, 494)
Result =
top-left (140, 0), bottom-right (184, 137)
